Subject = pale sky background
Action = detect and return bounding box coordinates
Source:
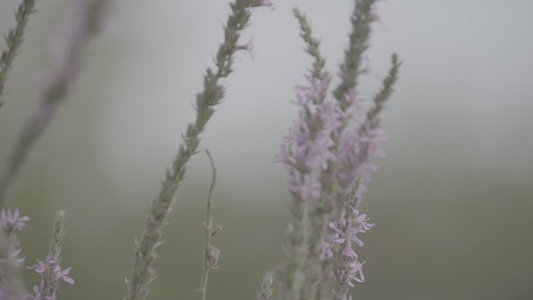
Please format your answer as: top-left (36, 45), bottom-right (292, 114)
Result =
top-left (1, 0), bottom-right (532, 299)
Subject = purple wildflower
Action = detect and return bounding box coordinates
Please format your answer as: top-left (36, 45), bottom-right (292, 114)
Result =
top-left (288, 172), bottom-right (321, 201)
top-left (331, 99), bottom-right (388, 198)
top-left (0, 208), bottom-right (29, 266)
top-left (27, 253), bottom-right (56, 275)
top-left (53, 265), bottom-right (75, 285)
top-left (342, 89), bottom-right (364, 123)
top-left (293, 75), bottom-right (331, 105)
top-left (276, 71), bottom-right (389, 299)
top-left (317, 99), bottom-right (344, 136)
top-left (277, 76), bottom-right (339, 168)
top-left (360, 120), bottom-right (388, 159)
top-left (0, 208), bottom-right (30, 235)
top-left (27, 253), bottom-right (74, 300)
top-left (0, 248), bottom-right (25, 266)
top-left (259, 0), bottom-right (274, 8)
top-left (289, 85), bottom-right (384, 202)
top-left (277, 1), bottom-right (399, 298)
top-left (275, 74), bottom-right (341, 205)
top-left (248, 0), bottom-right (273, 8)
top-left (321, 206), bottom-right (374, 291)
top-left (236, 37), bottom-right (254, 59)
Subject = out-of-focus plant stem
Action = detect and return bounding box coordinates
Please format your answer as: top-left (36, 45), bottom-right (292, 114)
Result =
top-left (0, 0), bottom-right (38, 107)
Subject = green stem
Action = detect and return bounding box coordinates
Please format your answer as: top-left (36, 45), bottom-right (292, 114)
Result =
top-left (199, 150), bottom-right (218, 300)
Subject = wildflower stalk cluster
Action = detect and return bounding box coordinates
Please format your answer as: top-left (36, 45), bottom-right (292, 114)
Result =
top-left (0, 0), bottom-right (399, 299)
top-left (275, 1), bottom-right (400, 299)
top-left (274, 9), bottom-right (330, 297)
top-left (123, 1), bottom-right (267, 299)
top-left (27, 210), bottom-right (75, 300)
top-left (0, 209), bottom-right (29, 263)
top-left (321, 182), bottom-right (374, 300)
top-left (0, 209), bottom-right (73, 300)
top-left (0, 0), bottom-right (38, 106)
top-left (0, 209), bottom-right (29, 298)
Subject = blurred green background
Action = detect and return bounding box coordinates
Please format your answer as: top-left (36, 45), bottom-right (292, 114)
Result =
top-left (1, 0), bottom-right (532, 299)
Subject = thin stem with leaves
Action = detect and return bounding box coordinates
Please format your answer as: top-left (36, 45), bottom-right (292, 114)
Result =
top-left (198, 150), bottom-right (221, 300)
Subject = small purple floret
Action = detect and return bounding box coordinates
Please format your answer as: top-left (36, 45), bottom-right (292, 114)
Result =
top-left (0, 208), bottom-right (30, 234)
top-left (321, 206), bottom-right (374, 287)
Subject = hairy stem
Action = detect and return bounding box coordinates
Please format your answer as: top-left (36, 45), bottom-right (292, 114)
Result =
top-left (332, 0), bottom-right (377, 110)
